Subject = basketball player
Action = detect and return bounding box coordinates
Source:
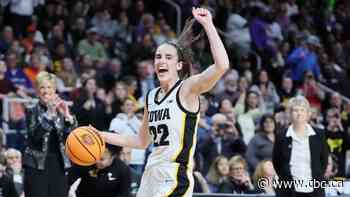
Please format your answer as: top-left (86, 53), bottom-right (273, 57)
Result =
top-left (90, 7), bottom-right (229, 196)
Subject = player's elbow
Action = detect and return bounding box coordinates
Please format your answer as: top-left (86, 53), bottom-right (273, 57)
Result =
top-left (221, 62), bottom-right (230, 71)
top-left (216, 62), bottom-right (229, 73)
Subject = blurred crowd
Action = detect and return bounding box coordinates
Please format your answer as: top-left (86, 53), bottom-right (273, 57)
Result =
top-left (0, 0), bottom-right (350, 196)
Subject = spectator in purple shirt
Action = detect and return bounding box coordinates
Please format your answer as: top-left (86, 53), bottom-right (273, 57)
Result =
top-left (249, 6), bottom-right (277, 65)
top-left (4, 51), bottom-right (34, 95)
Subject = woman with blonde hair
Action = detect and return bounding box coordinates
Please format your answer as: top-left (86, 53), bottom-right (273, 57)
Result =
top-left (273, 95), bottom-right (328, 197)
top-left (4, 148), bottom-right (24, 196)
top-left (23, 71), bottom-right (77, 197)
top-left (253, 160), bottom-right (276, 194)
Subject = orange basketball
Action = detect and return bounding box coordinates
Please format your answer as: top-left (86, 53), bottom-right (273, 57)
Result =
top-left (65, 127), bottom-right (105, 166)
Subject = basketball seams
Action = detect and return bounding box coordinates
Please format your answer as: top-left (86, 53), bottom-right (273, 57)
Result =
top-left (84, 129), bottom-right (103, 155)
top-left (65, 127), bottom-right (106, 166)
top-left (66, 139), bottom-right (91, 165)
top-left (72, 133), bottom-right (97, 161)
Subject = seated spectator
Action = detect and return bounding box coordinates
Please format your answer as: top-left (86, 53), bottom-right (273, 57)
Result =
top-left (132, 13), bottom-right (155, 44)
top-left (246, 114), bottom-right (276, 172)
top-left (119, 147), bottom-right (142, 195)
top-left (106, 80), bottom-right (129, 118)
top-left (136, 60), bottom-right (156, 99)
top-left (123, 75), bottom-right (141, 107)
top-left (309, 107), bottom-right (325, 130)
top-left (324, 154), bottom-right (343, 196)
top-left (221, 106), bottom-right (243, 139)
top-left (77, 27), bottom-right (108, 63)
top-left (56, 58), bottom-right (79, 93)
top-left (218, 98), bottom-right (234, 115)
top-left (47, 21), bottom-right (73, 60)
top-left (21, 25), bottom-right (37, 54)
top-left (218, 155), bottom-right (255, 194)
top-left (325, 108), bottom-right (350, 178)
top-left (199, 113), bottom-right (246, 174)
top-left (297, 71), bottom-right (325, 110)
top-left (251, 69), bottom-right (280, 113)
top-left (90, 9), bottom-right (118, 38)
top-left (70, 17), bottom-right (87, 46)
top-left (277, 74), bottom-right (297, 108)
top-left (23, 52), bottom-right (47, 85)
top-left (99, 58), bottom-right (123, 92)
top-left (0, 60), bottom-right (16, 115)
top-left (4, 149), bottom-right (23, 196)
top-left (249, 6), bottom-right (277, 64)
top-left (0, 26), bottom-right (14, 54)
top-left (0, 155), bottom-right (18, 197)
top-left (328, 92), bottom-right (343, 112)
top-left (68, 144), bottom-right (131, 197)
top-left (225, 13), bottom-right (251, 58)
top-left (234, 90), bottom-right (266, 144)
top-left (253, 160), bottom-right (276, 194)
top-left (206, 156), bottom-right (229, 193)
top-left (215, 69), bottom-right (240, 105)
top-left (72, 77), bottom-right (110, 130)
top-left (4, 51), bottom-right (34, 96)
top-left (286, 35), bottom-right (321, 83)
top-left (324, 154), bottom-right (338, 180)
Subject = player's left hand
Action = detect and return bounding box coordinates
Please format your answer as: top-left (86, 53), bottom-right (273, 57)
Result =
top-left (192, 7), bottom-right (213, 27)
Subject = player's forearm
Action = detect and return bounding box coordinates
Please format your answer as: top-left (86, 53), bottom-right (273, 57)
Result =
top-left (203, 23), bottom-right (230, 71)
top-left (99, 132), bottom-right (148, 149)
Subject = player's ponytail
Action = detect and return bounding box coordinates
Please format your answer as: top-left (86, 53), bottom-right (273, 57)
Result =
top-left (166, 18), bottom-right (203, 79)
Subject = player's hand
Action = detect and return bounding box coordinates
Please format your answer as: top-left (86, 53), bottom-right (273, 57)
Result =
top-left (87, 125), bottom-right (105, 140)
top-left (192, 7), bottom-right (213, 27)
top-left (88, 124), bottom-right (100, 133)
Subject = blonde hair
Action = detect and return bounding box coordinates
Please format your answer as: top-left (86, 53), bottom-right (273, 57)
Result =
top-left (36, 71), bottom-right (57, 88)
top-left (253, 160), bottom-right (271, 186)
top-left (287, 95), bottom-right (310, 111)
top-left (4, 148), bottom-right (21, 158)
top-left (229, 155), bottom-right (247, 169)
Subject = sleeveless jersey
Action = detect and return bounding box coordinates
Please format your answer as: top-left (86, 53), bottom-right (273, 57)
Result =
top-left (145, 80), bottom-right (199, 169)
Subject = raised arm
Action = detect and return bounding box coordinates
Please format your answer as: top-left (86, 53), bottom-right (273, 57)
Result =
top-left (183, 8), bottom-right (229, 95)
top-left (92, 108), bottom-right (151, 149)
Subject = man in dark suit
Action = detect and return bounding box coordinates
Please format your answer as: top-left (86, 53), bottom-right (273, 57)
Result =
top-left (273, 96), bottom-right (328, 197)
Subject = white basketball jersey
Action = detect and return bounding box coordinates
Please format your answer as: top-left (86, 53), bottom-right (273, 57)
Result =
top-left (145, 80), bottom-right (199, 169)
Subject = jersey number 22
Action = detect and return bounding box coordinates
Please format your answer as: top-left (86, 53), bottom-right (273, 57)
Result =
top-left (149, 124), bottom-right (169, 146)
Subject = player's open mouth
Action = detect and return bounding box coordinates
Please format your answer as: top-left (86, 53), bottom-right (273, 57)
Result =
top-left (158, 69), bottom-right (168, 73)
